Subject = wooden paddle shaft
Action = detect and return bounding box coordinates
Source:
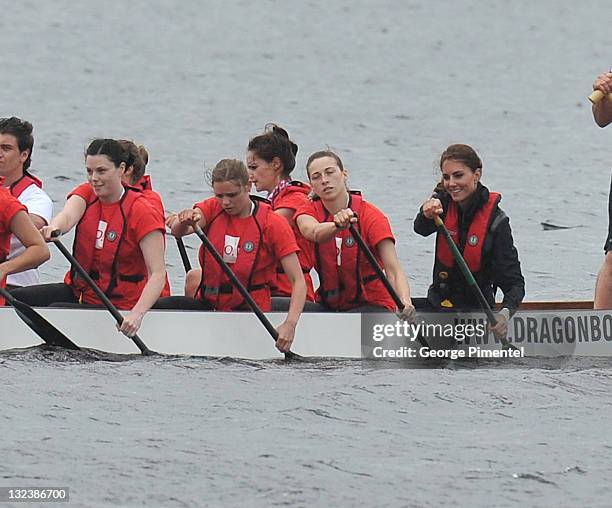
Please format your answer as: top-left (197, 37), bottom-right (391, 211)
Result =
top-left (589, 89), bottom-right (612, 104)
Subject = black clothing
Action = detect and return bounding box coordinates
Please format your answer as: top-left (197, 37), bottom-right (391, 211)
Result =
top-left (11, 283), bottom-right (78, 307)
top-left (606, 174), bottom-right (612, 252)
top-left (414, 183), bottom-right (525, 314)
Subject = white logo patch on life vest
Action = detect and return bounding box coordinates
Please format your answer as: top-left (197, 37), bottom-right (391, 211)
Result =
top-left (95, 220), bottom-right (108, 250)
top-left (243, 241), bottom-right (255, 253)
top-left (345, 237), bottom-right (355, 248)
top-left (468, 234), bottom-right (479, 247)
top-left (335, 237), bottom-right (342, 266)
top-left (107, 230), bottom-right (118, 242)
top-left (223, 235), bottom-right (240, 264)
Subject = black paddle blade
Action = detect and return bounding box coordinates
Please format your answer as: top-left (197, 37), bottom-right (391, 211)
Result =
top-left (10, 298), bottom-right (80, 350)
top-left (284, 350), bottom-right (304, 361)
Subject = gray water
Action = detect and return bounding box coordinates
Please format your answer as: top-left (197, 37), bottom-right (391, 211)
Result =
top-left (2, 0), bottom-right (612, 506)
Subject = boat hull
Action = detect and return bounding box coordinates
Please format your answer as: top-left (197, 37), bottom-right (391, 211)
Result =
top-left (1, 307), bottom-right (611, 359)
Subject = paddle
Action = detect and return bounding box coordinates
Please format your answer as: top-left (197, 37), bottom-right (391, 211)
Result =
top-left (589, 90), bottom-right (607, 104)
top-left (0, 286), bottom-right (80, 349)
top-left (175, 237), bottom-right (192, 272)
top-left (50, 233), bottom-right (154, 355)
top-left (589, 70), bottom-right (612, 104)
top-left (433, 215), bottom-right (518, 351)
top-left (192, 224), bottom-right (300, 360)
top-left (347, 224), bottom-right (429, 348)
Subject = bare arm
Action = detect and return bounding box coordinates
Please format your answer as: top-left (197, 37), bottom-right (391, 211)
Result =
top-left (296, 209), bottom-right (357, 244)
top-left (0, 211), bottom-right (50, 278)
top-left (377, 238), bottom-right (412, 309)
top-left (119, 230), bottom-right (166, 337)
top-left (275, 252), bottom-right (307, 352)
top-left (28, 213), bottom-right (48, 230)
top-left (170, 208), bottom-right (207, 237)
top-left (41, 195), bottom-right (87, 240)
top-left (592, 72), bottom-right (612, 127)
top-left (274, 207), bottom-right (295, 225)
top-left (593, 100), bottom-right (612, 127)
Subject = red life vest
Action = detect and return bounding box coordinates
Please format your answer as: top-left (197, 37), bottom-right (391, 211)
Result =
top-left (133, 175), bottom-right (170, 297)
top-left (271, 181), bottom-right (315, 300)
top-left (197, 198), bottom-right (273, 311)
top-left (0, 184), bottom-right (9, 305)
top-left (313, 191), bottom-right (384, 311)
top-left (0, 177), bottom-right (8, 278)
top-left (0, 225), bottom-right (8, 306)
top-left (135, 175), bottom-right (151, 191)
top-left (10, 171), bottom-right (43, 198)
top-left (65, 187), bottom-right (148, 308)
top-left (436, 191), bottom-right (501, 272)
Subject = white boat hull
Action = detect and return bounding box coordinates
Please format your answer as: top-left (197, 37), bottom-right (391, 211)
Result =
top-left (1, 307), bottom-right (611, 359)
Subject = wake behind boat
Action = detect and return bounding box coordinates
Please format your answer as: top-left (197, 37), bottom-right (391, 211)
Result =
top-left (2, 303), bottom-right (611, 359)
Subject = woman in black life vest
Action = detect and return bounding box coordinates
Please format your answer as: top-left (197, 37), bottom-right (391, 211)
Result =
top-left (414, 144), bottom-right (525, 340)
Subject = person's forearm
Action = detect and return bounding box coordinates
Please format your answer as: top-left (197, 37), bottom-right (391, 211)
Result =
top-left (131, 271), bottom-right (166, 315)
top-left (386, 268), bottom-right (412, 306)
top-left (413, 209), bottom-right (437, 236)
top-left (311, 222), bottom-right (341, 243)
top-left (593, 100), bottom-right (612, 127)
top-left (0, 244), bottom-right (49, 276)
top-left (285, 278), bottom-right (306, 326)
top-left (50, 211), bottom-right (77, 234)
top-left (29, 214), bottom-right (48, 230)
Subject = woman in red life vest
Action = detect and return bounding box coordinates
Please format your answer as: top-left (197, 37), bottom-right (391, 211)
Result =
top-left (294, 150), bottom-right (415, 317)
top-left (246, 124), bottom-right (315, 305)
top-left (11, 139), bottom-right (166, 338)
top-left (413, 144), bottom-right (525, 340)
top-left (65, 140), bottom-right (171, 298)
top-left (0, 182), bottom-right (50, 305)
top-left (119, 140), bottom-right (171, 297)
top-left (162, 159), bottom-right (306, 353)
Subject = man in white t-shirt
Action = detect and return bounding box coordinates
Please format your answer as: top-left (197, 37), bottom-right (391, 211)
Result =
top-left (0, 117), bottom-right (53, 288)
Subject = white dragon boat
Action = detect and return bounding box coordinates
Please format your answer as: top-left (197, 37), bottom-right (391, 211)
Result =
top-left (1, 301), bottom-right (611, 359)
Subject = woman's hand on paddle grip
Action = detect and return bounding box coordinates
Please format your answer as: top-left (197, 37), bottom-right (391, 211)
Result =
top-left (177, 208), bottom-right (203, 227)
top-left (422, 198), bottom-right (443, 220)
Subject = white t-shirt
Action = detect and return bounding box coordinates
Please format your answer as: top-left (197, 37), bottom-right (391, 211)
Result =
top-left (7, 183), bottom-right (53, 287)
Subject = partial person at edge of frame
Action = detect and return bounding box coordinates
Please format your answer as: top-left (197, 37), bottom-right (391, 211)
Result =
top-left (592, 69), bottom-right (612, 310)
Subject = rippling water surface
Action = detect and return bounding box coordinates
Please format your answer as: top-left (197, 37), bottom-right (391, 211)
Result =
top-left (2, 0), bottom-right (612, 506)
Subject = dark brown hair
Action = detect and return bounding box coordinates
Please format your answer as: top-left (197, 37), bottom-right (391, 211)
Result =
top-left (247, 123), bottom-right (298, 177)
top-left (439, 144), bottom-right (482, 173)
top-left (0, 117), bottom-right (34, 170)
top-left (85, 139), bottom-right (129, 168)
top-left (118, 139), bottom-right (148, 184)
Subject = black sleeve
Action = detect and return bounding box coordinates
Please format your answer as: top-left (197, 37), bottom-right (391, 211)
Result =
top-left (413, 192), bottom-right (447, 237)
top-left (490, 213), bottom-right (525, 314)
top-left (413, 206), bottom-right (437, 237)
